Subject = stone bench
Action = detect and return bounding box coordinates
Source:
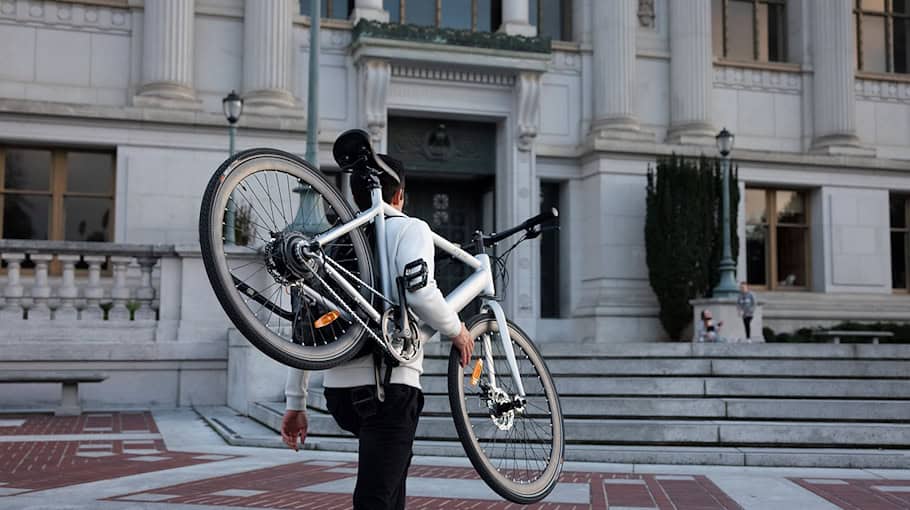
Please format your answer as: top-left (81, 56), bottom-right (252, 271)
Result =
top-left (0, 371), bottom-right (108, 416)
top-left (812, 331), bottom-right (895, 345)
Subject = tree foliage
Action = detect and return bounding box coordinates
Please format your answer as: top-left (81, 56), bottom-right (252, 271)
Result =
top-left (645, 154), bottom-right (740, 340)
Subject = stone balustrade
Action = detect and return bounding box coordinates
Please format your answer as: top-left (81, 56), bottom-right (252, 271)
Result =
top-left (0, 240), bottom-right (175, 322)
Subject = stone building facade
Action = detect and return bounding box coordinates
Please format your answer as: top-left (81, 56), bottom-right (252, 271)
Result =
top-left (1, 0), bottom-right (910, 365)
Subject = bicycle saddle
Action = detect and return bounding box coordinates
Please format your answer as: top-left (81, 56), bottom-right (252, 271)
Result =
top-left (332, 129), bottom-right (401, 184)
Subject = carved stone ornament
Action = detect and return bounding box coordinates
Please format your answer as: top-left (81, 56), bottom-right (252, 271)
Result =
top-left (361, 59), bottom-right (391, 145)
top-left (515, 72), bottom-right (541, 151)
top-left (638, 0), bottom-right (655, 28)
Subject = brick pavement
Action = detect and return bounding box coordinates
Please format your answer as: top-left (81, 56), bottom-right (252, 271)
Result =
top-left (792, 477), bottom-right (910, 510)
top-left (4, 411), bottom-right (910, 509)
top-left (106, 460), bottom-right (745, 509)
top-left (0, 411), bottom-right (241, 496)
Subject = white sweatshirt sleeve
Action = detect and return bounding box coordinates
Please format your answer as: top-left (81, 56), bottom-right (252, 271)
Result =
top-left (284, 368), bottom-right (309, 411)
top-left (396, 221), bottom-right (463, 338)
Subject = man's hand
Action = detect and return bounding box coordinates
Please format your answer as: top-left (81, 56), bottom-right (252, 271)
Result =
top-left (281, 410), bottom-right (308, 451)
top-left (451, 323), bottom-right (474, 367)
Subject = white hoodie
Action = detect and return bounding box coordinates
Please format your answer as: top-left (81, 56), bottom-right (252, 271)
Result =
top-left (284, 215), bottom-right (462, 411)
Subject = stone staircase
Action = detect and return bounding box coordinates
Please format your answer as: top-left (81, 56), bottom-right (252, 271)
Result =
top-left (248, 342), bottom-right (910, 468)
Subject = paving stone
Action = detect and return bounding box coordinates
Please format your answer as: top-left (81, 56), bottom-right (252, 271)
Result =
top-left (208, 488), bottom-right (269, 497)
top-left (120, 493), bottom-right (182, 501)
top-left (75, 451), bottom-right (117, 458)
top-left (126, 455), bottom-right (171, 462)
top-left (874, 485), bottom-right (910, 492)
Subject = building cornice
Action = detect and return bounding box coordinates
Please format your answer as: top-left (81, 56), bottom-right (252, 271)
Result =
top-left (0, 98), bottom-right (310, 135)
top-left (539, 138), bottom-right (910, 175)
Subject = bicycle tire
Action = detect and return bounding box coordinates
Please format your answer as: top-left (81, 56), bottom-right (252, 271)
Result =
top-left (199, 147), bottom-right (376, 370)
top-left (447, 313), bottom-right (565, 504)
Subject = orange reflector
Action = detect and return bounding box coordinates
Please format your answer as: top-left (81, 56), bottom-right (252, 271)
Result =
top-left (314, 310), bottom-right (340, 329)
top-left (470, 359), bottom-right (484, 386)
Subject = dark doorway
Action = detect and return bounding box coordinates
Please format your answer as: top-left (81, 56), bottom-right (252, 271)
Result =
top-left (403, 176), bottom-right (493, 305)
top-left (388, 117), bottom-right (496, 316)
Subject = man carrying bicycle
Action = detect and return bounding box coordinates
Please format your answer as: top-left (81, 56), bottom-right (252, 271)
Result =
top-left (281, 137), bottom-right (474, 510)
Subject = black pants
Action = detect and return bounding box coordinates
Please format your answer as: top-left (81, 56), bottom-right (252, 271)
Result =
top-left (743, 316), bottom-right (753, 339)
top-left (324, 384), bottom-right (424, 510)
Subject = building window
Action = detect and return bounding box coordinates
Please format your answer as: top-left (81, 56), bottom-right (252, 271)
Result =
top-left (1, 147), bottom-right (115, 243)
top-left (530, 0), bottom-right (572, 41)
top-left (745, 188), bottom-right (810, 289)
top-left (300, 0), bottom-right (354, 20)
top-left (384, 0), bottom-right (499, 31)
top-left (712, 0), bottom-right (788, 62)
top-left (855, 0), bottom-right (910, 74)
top-left (891, 194), bottom-right (909, 290)
top-left (540, 182), bottom-right (561, 318)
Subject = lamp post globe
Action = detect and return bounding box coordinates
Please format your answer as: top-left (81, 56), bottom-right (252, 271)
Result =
top-left (713, 127), bottom-right (739, 297)
top-left (716, 127), bottom-right (735, 157)
top-left (222, 90), bottom-right (244, 125)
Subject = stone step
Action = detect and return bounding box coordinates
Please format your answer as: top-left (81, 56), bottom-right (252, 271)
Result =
top-left (304, 388), bottom-right (727, 418)
top-left (301, 389), bottom-right (910, 422)
top-left (420, 358), bottom-right (714, 376)
top-left (724, 398), bottom-right (910, 421)
top-left (702, 378), bottom-right (910, 399)
top-left (207, 405), bottom-right (910, 468)
top-left (413, 375), bottom-right (910, 398)
top-left (419, 357), bottom-right (910, 378)
top-left (251, 402), bottom-right (910, 447)
top-left (422, 342), bottom-right (910, 359)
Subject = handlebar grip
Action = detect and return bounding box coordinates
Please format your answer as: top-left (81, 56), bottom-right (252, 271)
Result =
top-left (483, 208), bottom-right (560, 247)
top-left (521, 207), bottom-right (559, 230)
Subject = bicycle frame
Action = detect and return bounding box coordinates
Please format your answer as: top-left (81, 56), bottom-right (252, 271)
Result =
top-left (309, 185), bottom-right (527, 397)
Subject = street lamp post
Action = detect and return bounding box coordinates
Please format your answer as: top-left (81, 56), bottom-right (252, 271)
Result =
top-left (713, 127), bottom-right (739, 297)
top-left (222, 90), bottom-right (244, 244)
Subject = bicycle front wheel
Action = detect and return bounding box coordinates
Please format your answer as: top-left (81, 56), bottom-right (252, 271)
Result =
top-left (447, 314), bottom-right (565, 504)
top-left (199, 148), bottom-right (376, 370)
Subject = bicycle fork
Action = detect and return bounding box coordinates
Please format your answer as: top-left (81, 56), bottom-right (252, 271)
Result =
top-left (479, 299), bottom-right (527, 399)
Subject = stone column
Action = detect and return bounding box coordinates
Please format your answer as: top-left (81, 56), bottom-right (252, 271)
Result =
top-left (810, 0), bottom-right (866, 153)
top-left (136, 0), bottom-right (196, 104)
top-left (500, 0), bottom-right (536, 37)
top-left (243, 0), bottom-right (296, 109)
top-left (351, 0), bottom-right (388, 22)
top-left (591, 0), bottom-right (650, 140)
top-left (667, 0), bottom-right (715, 145)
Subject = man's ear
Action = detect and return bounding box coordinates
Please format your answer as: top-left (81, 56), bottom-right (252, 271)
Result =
top-left (393, 188), bottom-right (405, 205)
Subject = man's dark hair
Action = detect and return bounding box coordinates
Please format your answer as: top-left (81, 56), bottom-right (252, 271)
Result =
top-left (351, 154), bottom-right (406, 211)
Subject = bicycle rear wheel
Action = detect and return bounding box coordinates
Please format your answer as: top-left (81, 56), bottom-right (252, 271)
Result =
top-left (199, 148), bottom-right (376, 370)
top-left (447, 313), bottom-right (564, 504)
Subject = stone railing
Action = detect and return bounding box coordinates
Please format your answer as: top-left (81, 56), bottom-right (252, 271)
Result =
top-left (0, 240), bottom-right (175, 322)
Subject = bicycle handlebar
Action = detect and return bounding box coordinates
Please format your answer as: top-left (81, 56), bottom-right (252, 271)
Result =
top-left (471, 207), bottom-right (559, 248)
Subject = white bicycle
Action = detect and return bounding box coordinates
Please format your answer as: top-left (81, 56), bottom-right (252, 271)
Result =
top-left (199, 129), bottom-right (564, 504)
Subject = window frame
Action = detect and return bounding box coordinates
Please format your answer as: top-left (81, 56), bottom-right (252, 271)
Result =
top-left (854, 0), bottom-right (910, 74)
top-left (532, 0), bottom-right (572, 42)
top-left (715, 0), bottom-right (788, 63)
top-left (746, 187), bottom-right (811, 291)
top-left (0, 146), bottom-right (117, 243)
top-left (392, 0), bottom-right (495, 32)
top-left (300, 0), bottom-right (354, 20)
top-left (891, 193), bottom-right (910, 293)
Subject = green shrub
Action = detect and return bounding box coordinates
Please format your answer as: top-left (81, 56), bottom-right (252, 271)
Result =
top-left (645, 154), bottom-right (739, 340)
